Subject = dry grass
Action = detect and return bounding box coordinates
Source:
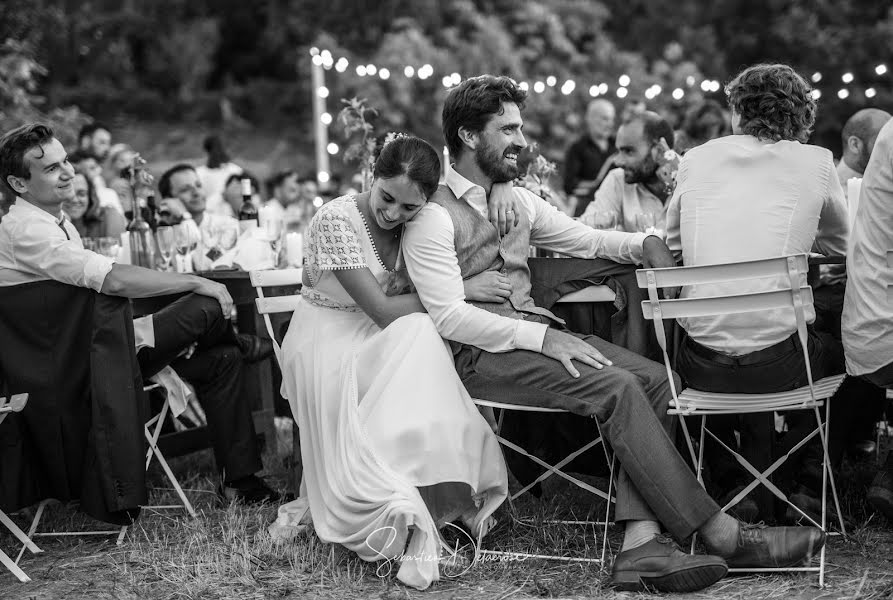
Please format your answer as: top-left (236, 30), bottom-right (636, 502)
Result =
top-left (3, 422), bottom-right (893, 600)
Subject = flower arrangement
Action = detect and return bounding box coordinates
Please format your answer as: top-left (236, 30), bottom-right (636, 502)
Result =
top-left (338, 97), bottom-right (378, 192)
top-left (515, 142), bottom-right (568, 212)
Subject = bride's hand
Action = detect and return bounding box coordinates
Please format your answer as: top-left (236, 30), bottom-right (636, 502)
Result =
top-left (488, 182), bottom-right (521, 236)
top-left (463, 271), bottom-right (512, 303)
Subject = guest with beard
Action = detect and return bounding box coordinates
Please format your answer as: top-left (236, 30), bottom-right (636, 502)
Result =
top-left (402, 75), bottom-right (824, 594)
top-left (580, 112), bottom-right (675, 234)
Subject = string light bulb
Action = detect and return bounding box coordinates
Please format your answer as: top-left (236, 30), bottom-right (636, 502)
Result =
top-left (842, 72), bottom-right (854, 83)
top-left (379, 68), bottom-right (390, 80)
top-left (876, 64), bottom-right (887, 76)
top-left (865, 88), bottom-right (877, 98)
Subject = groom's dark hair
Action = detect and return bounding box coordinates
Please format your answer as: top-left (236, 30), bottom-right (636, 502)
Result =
top-left (442, 75), bottom-right (527, 160)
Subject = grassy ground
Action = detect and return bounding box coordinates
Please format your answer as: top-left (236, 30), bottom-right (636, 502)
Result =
top-left (3, 420), bottom-right (893, 600)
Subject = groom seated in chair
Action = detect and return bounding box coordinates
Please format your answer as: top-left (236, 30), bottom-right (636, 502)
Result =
top-left (0, 123), bottom-right (278, 505)
top-left (402, 75), bottom-right (826, 594)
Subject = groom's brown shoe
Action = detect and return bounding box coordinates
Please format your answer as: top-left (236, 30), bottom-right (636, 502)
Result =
top-left (724, 524), bottom-right (825, 568)
top-left (611, 535), bottom-right (727, 592)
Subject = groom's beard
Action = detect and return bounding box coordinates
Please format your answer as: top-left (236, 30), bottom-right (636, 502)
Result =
top-left (474, 139), bottom-right (522, 183)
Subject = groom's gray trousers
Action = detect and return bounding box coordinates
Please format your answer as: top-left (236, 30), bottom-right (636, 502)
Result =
top-left (456, 318), bottom-right (720, 539)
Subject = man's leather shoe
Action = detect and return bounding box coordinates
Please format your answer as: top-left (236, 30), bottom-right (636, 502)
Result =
top-left (868, 470), bottom-right (893, 521)
top-left (724, 524), bottom-right (825, 568)
top-left (218, 475), bottom-right (281, 505)
top-left (611, 535), bottom-right (727, 593)
top-left (235, 334), bottom-right (275, 363)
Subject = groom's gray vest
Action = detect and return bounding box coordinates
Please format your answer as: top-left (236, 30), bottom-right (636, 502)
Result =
top-left (429, 184), bottom-right (563, 325)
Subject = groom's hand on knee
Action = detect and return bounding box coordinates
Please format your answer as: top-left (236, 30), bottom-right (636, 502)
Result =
top-left (541, 329), bottom-right (612, 378)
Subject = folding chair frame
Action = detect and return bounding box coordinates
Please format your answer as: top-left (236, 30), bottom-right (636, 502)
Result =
top-left (471, 400), bottom-right (616, 566)
top-left (470, 284), bottom-right (619, 567)
top-left (1, 394), bottom-right (41, 583)
top-left (142, 383), bottom-right (197, 517)
top-left (637, 254), bottom-right (847, 586)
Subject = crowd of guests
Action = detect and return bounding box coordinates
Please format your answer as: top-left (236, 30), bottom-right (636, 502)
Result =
top-left (0, 61), bottom-right (891, 595)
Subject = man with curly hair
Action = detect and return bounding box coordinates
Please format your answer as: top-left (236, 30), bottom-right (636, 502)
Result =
top-left (665, 63), bottom-right (849, 521)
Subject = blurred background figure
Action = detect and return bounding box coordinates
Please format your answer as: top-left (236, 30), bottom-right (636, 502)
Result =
top-left (284, 174), bottom-right (321, 233)
top-left (69, 149), bottom-right (124, 215)
top-left (836, 108), bottom-right (892, 191)
top-left (674, 99), bottom-right (729, 154)
top-left (106, 143), bottom-right (136, 187)
top-left (77, 122), bottom-right (112, 163)
top-left (264, 170), bottom-right (299, 225)
top-left (62, 172), bottom-right (127, 239)
top-left (196, 134), bottom-right (243, 203)
top-left (563, 99), bottom-right (616, 217)
top-left (211, 172), bottom-right (262, 217)
top-left (620, 98), bottom-right (648, 123)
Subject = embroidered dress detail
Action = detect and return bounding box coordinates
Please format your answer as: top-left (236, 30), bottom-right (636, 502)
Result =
top-left (304, 200), bottom-right (367, 287)
top-left (301, 287), bottom-right (363, 312)
top-left (352, 196), bottom-right (395, 273)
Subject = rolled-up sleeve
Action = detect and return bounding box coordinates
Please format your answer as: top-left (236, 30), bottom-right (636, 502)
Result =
top-left (403, 203), bottom-right (548, 353)
top-left (11, 220), bottom-right (114, 292)
top-left (524, 188), bottom-right (646, 263)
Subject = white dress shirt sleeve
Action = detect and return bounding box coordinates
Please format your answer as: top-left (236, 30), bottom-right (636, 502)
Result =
top-left (814, 158), bottom-right (849, 258)
top-left (583, 168), bottom-right (624, 219)
top-left (10, 219), bottom-right (114, 292)
top-left (403, 203), bottom-right (548, 353)
top-left (523, 188), bottom-right (647, 263)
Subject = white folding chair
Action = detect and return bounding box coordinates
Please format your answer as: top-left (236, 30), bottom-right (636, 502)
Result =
top-left (0, 394), bottom-right (42, 583)
top-left (142, 383), bottom-right (197, 518)
top-left (249, 268), bottom-right (304, 361)
top-left (473, 284), bottom-right (617, 566)
top-left (636, 254), bottom-right (846, 586)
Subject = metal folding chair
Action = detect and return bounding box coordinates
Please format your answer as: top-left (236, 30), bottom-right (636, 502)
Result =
top-left (637, 254), bottom-right (846, 586)
top-left (249, 268), bottom-right (304, 360)
top-left (142, 383), bottom-right (197, 517)
top-left (1, 394), bottom-right (42, 583)
top-left (472, 284), bottom-right (618, 566)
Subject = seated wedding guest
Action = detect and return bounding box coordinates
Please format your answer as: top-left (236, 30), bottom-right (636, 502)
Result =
top-left (105, 143), bottom-right (137, 197)
top-left (842, 118), bottom-right (893, 519)
top-left (62, 172), bottom-right (127, 239)
top-left (837, 108), bottom-right (892, 191)
top-left (206, 172), bottom-right (262, 218)
top-left (0, 123), bottom-right (279, 504)
top-left (195, 134), bottom-right (243, 202)
top-left (563, 99), bottom-right (616, 217)
top-left (263, 170), bottom-right (300, 225)
top-left (580, 112), bottom-right (675, 234)
top-left (157, 164), bottom-right (240, 270)
top-left (69, 149), bottom-right (125, 215)
top-left (674, 99), bottom-right (729, 154)
top-left (403, 74), bottom-right (823, 594)
top-left (665, 63), bottom-right (849, 521)
top-left (270, 135), bottom-right (512, 590)
top-left (77, 122), bottom-right (112, 163)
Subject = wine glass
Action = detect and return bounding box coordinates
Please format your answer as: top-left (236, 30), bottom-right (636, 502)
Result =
top-left (264, 217), bottom-right (284, 266)
top-left (589, 210), bottom-right (621, 231)
top-left (172, 223), bottom-right (193, 272)
top-left (635, 211), bottom-right (666, 239)
top-left (155, 226), bottom-right (175, 271)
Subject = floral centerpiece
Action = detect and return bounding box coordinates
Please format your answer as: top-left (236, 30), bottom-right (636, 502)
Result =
top-left (514, 142), bottom-right (569, 213)
top-left (338, 97), bottom-right (378, 192)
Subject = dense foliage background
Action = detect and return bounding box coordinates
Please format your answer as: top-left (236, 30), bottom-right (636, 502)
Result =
top-left (2, 0), bottom-right (891, 176)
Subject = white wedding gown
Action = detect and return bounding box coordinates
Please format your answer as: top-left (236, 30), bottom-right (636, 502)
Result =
top-left (269, 197), bottom-right (507, 589)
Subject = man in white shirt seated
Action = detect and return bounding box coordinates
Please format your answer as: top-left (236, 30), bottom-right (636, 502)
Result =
top-left (157, 164), bottom-right (241, 270)
top-left (665, 63), bottom-right (849, 521)
top-left (403, 74), bottom-right (824, 594)
top-left (842, 118), bottom-right (893, 520)
top-left (0, 124), bottom-right (279, 504)
top-left (581, 112), bottom-right (675, 234)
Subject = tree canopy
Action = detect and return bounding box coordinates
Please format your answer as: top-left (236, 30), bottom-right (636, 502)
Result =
top-left (2, 0), bottom-right (891, 168)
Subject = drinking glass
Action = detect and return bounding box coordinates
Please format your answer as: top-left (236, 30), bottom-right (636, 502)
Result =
top-left (635, 211), bottom-right (665, 239)
top-left (589, 210), bottom-right (621, 231)
top-left (264, 218), bottom-right (284, 266)
top-left (155, 226), bottom-right (175, 271)
top-left (83, 238), bottom-right (97, 252)
top-left (172, 223), bottom-right (194, 272)
top-left (102, 236), bottom-right (122, 260)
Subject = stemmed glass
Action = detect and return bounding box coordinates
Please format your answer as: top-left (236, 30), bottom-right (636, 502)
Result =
top-left (635, 211), bottom-right (665, 239)
top-left (155, 226), bottom-right (175, 271)
top-left (173, 223), bottom-right (194, 272)
top-left (264, 218), bottom-right (284, 267)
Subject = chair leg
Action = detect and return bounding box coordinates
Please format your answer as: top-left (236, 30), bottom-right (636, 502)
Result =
top-left (0, 510), bottom-right (41, 560)
top-left (0, 547), bottom-right (30, 583)
top-left (145, 426), bottom-right (197, 518)
top-left (16, 501), bottom-right (47, 564)
top-left (817, 402), bottom-right (847, 536)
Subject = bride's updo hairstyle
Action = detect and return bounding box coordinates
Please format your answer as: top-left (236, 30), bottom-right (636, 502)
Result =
top-left (372, 134), bottom-right (441, 199)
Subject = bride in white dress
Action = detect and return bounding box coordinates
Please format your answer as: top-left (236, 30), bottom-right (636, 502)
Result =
top-left (269, 136), bottom-right (513, 589)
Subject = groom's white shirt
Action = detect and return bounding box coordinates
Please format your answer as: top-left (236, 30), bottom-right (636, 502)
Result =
top-left (403, 168), bottom-right (648, 354)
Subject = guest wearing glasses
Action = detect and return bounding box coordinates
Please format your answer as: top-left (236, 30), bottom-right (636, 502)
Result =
top-left (0, 123), bottom-right (278, 505)
top-left (665, 63), bottom-right (849, 521)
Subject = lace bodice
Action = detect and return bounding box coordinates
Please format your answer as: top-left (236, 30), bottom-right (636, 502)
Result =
top-left (302, 196), bottom-right (410, 311)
